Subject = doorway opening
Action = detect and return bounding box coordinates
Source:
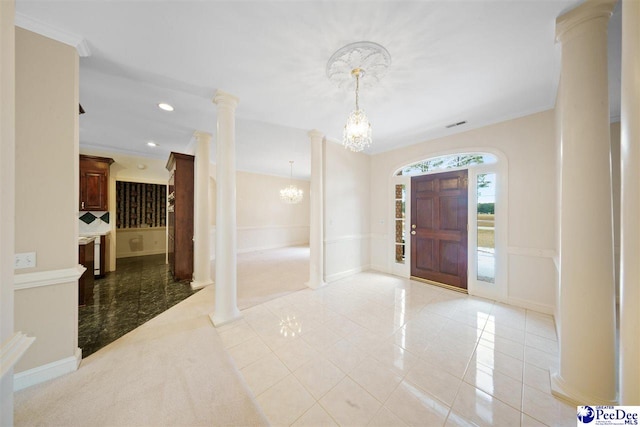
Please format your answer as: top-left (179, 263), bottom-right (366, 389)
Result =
top-left (78, 180), bottom-right (198, 357)
top-left (391, 151), bottom-right (506, 299)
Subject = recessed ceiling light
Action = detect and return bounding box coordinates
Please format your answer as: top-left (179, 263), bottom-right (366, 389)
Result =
top-left (158, 103), bottom-right (174, 112)
top-left (147, 141), bottom-right (158, 147)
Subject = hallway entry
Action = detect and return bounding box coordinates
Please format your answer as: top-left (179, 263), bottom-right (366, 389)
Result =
top-left (410, 170), bottom-right (468, 291)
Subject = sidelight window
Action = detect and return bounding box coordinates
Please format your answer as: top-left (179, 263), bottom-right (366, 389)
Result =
top-left (476, 173), bottom-right (496, 283)
top-left (394, 184), bottom-right (406, 264)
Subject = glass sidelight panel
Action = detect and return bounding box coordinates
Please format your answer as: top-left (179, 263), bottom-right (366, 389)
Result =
top-left (395, 184), bottom-right (406, 264)
top-left (477, 173), bottom-right (496, 283)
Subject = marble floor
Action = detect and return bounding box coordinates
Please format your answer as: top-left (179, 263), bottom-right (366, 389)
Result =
top-left (219, 271), bottom-right (574, 427)
top-left (78, 254), bottom-right (198, 357)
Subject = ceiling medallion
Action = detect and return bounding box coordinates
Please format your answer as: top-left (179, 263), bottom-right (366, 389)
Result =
top-left (327, 42), bottom-right (391, 152)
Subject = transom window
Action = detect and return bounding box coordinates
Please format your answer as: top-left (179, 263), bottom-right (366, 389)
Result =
top-left (395, 153), bottom-right (497, 176)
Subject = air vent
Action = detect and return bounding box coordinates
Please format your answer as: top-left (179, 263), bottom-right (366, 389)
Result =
top-left (445, 120), bottom-right (467, 129)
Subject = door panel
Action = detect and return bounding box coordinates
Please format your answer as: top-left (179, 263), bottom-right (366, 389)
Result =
top-left (411, 170), bottom-right (468, 290)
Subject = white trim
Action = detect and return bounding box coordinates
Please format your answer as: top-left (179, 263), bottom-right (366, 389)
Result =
top-left (325, 265), bottom-right (370, 283)
top-left (324, 234), bottom-right (370, 244)
top-left (237, 225), bottom-right (309, 232)
top-left (14, 13), bottom-right (91, 57)
top-left (370, 264), bottom-right (389, 273)
top-left (0, 332), bottom-right (35, 379)
top-left (14, 347), bottom-right (81, 391)
top-left (508, 246), bottom-right (557, 259)
top-left (551, 372), bottom-right (618, 406)
top-left (236, 240), bottom-right (309, 255)
top-left (507, 296), bottom-right (555, 315)
top-left (14, 265), bottom-right (85, 291)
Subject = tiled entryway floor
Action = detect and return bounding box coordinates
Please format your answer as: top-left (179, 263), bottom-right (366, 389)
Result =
top-left (220, 271), bottom-right (574, 426)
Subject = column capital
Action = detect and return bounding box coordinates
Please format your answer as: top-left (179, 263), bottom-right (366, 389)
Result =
top-left (556, 0), bottom-right (616, 43)
top-left (193, 130), bottom-right (212, 143)
top-left (308, 129), bottom-right (324, 141)
top-left (213, 90), bottom-right (239, 109)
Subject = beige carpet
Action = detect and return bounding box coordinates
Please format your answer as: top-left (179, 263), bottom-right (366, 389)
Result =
top-left (235, 246), bottom-right (309, 309)
top-left (14, 245), bottom-right (310, 426)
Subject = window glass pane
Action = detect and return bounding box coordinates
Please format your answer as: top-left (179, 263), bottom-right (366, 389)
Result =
top-left (396, 153), bottom-right (497, 176)
top-left (477, 173), bottom-right (496, 283)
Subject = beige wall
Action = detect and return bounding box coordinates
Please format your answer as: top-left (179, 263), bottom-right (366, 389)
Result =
top-left (324, 140), bottom-right (371, 281)
top-left (116, 227), bottom-right (166, 258)
top-left (370, 110), bottom-right (558, 311)
top-left (15, 28), bottom-right (78, 272)
top-left (14, 28), bottom-right (79, 372)
top-left (209, 166), bottom-right (310, 255)
top-left (0, 0), bottom-right (16, 422)
top-left (236, 170), bottom-right (310, 229)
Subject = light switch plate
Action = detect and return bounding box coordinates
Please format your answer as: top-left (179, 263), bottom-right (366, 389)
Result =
top-left (15, 252), bottom-right (36, 269)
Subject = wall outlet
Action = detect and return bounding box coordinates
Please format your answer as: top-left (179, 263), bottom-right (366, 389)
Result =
top-left (15, 252), bottom-right (36, 269)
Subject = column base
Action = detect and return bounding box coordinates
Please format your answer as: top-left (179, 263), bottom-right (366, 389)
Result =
top-left (306, 280), bottom-right (327, 290)
top-left (550, 372), bottom-right (618, 406)
top-left (190, 279), bottom-right (214, 290)
top-left (209, 310), bottom-right (242, 328)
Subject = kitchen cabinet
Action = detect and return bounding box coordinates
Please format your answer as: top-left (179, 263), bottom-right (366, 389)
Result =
top-left (166, 152), bottom-right (194, 281)
top-left (80, 155), bottom-right (114, 211)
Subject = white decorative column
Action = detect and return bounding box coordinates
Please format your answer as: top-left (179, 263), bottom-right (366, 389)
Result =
top-left (619, 0), bottom-right (640, 405)
top-left (552, 0), bottom-right (618, 405)
top-left (191, 131), bottom-right (214, 290)
top-left (307, 129), bottom-right (326, 289)
top-left (209, 91), bottom-right (241, 326)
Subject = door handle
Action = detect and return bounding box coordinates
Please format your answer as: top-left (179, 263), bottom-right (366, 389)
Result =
top-left (411, 224), bottom-right (416, 229)
top-left (81, 201), bottom-right (85, 210)
top-left (411, 231), bottom-right (416, 235)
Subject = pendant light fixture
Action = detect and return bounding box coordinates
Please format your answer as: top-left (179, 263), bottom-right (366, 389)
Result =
top-left (280, 161), bottom-right (303, 204)
top-left (343, 68), bottom-right (372, 152)
top-left (326, 41), bottom-right (391, 153)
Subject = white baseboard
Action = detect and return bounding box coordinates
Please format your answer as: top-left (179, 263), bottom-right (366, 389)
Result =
top-left (0, 332), bottom-right (35, 379)
top-left (14, 347), bottom-right (81, 391)
top-left (236, 240), bottom-right (309, 255)
top-left (325, 265), bottom-right (370, 283)
top-left (369, 264), bottom-right (389, 274)
top-left (507, 296), bottom-right (555, 315)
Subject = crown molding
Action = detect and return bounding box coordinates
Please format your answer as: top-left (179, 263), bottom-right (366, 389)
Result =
top-left (14, 12), bottom-right (91, 57)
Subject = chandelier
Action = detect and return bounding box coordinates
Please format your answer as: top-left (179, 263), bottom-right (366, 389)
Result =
top-left (280, 161), bottom-right (303, 204)
top-left (343, 68), bottom-right (371, 152)
top-left (327, 41), bottom-right (391, 152)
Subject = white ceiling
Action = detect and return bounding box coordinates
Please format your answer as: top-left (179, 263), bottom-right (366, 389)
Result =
top-left (15, 0), bottom-right (621, 180)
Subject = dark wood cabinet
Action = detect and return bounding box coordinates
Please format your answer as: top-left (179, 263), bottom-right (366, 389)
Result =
top-left (80, 155), bottom-right (114, 211)
top-left (78, 239), bottom-right (95, 305)
top-left (166, 152), bottom-right (194, 280)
